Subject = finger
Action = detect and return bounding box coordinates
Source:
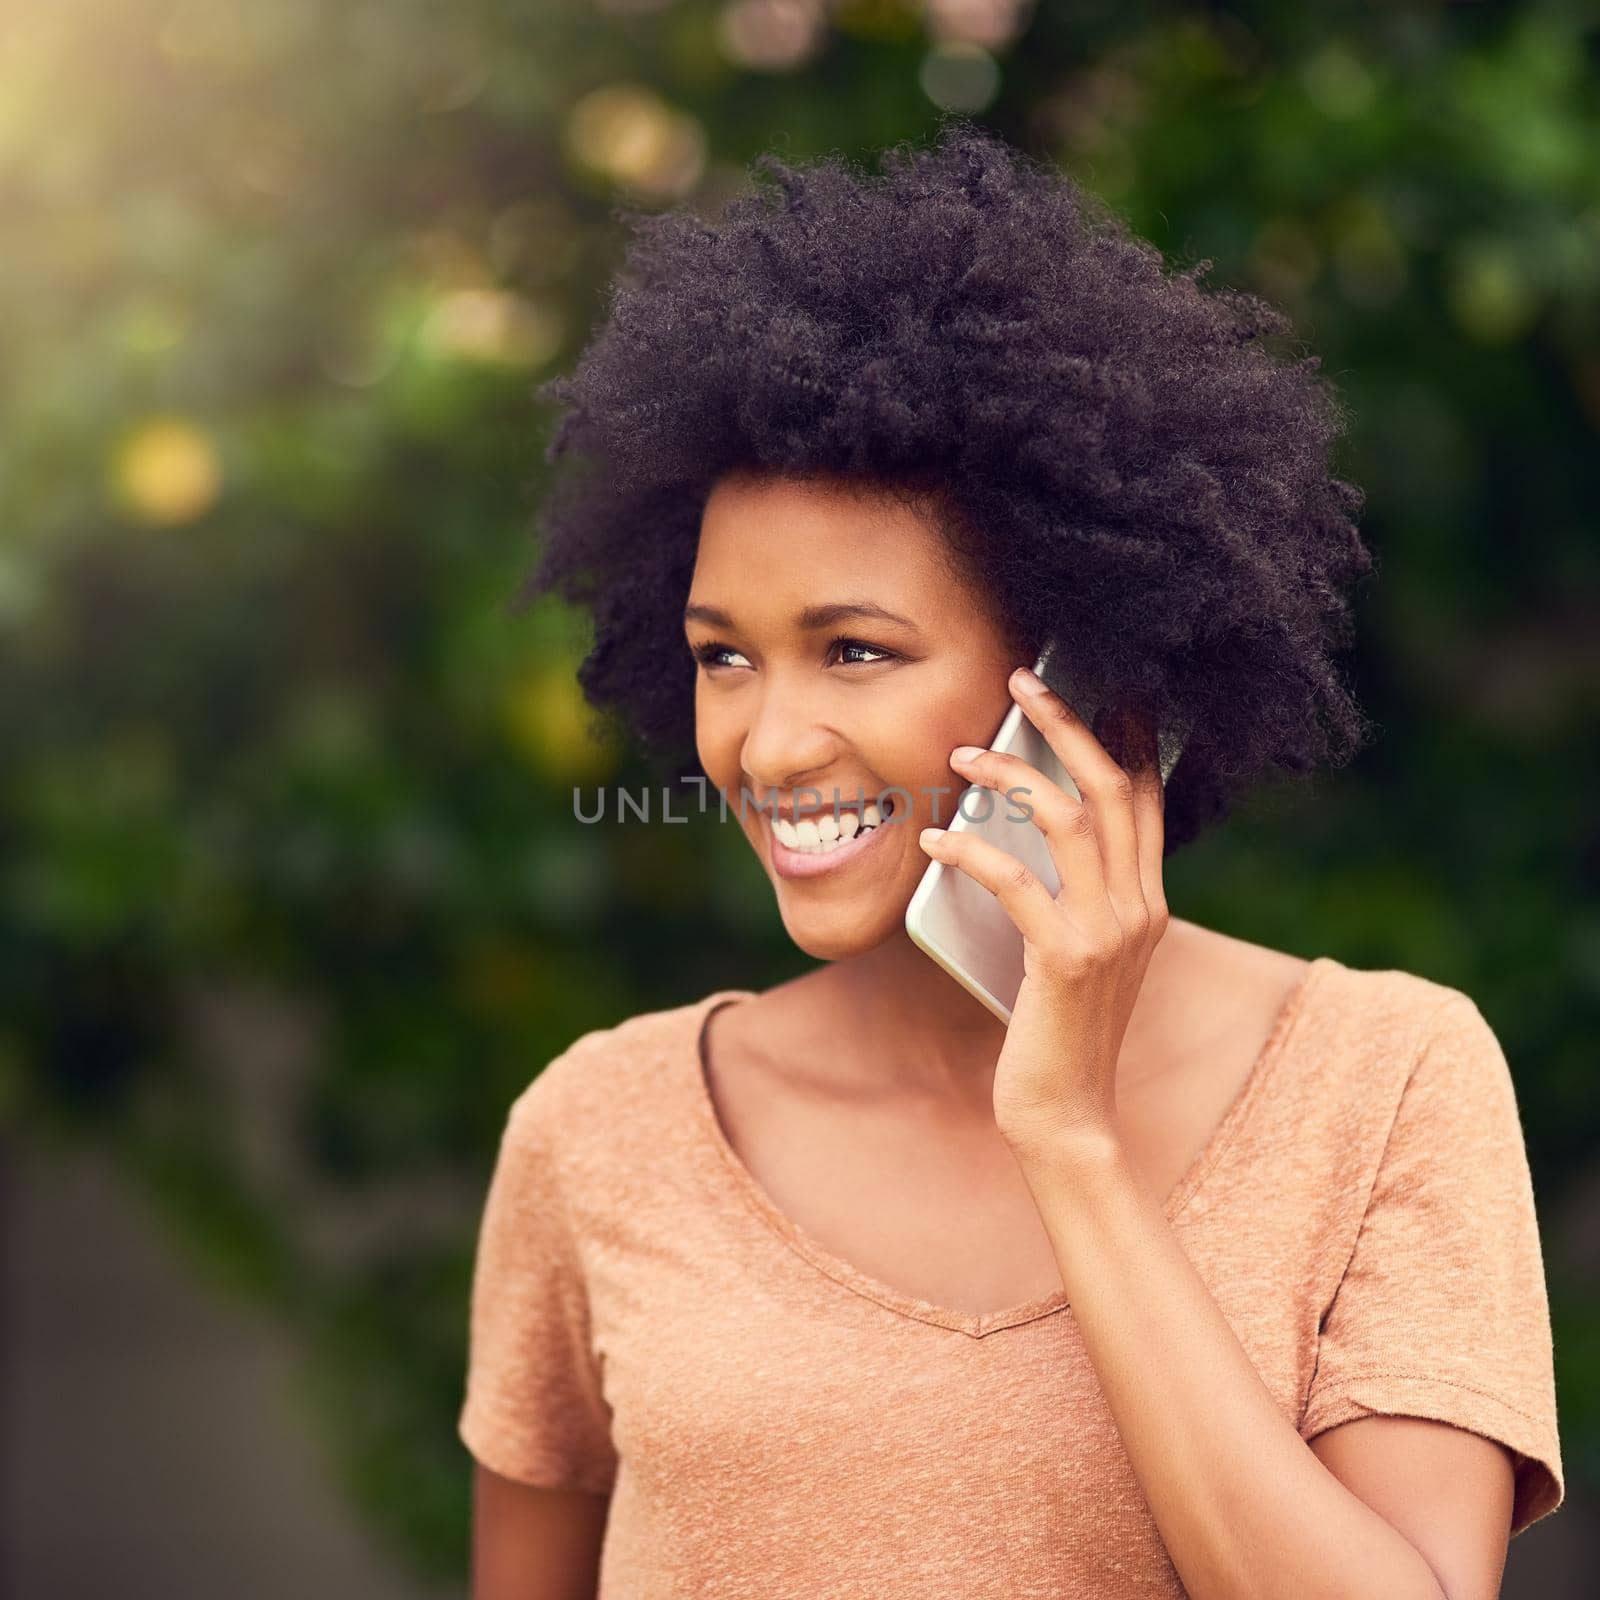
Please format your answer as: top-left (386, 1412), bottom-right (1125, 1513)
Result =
top-left (1093, 701), bottom-right (1168, 932)
top-left (1124, 706), bottom-right (1169, 922)
top-left (917, 823), bottom-right (1069, 950)
top-left (1011, 668), bottom-right (1146, 925)
top-left (947, 742), bottom-right (1106, 909)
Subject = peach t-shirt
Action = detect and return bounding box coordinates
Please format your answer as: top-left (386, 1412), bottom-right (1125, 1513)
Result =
top-left (458, 955), bottom-right (1564, 1596)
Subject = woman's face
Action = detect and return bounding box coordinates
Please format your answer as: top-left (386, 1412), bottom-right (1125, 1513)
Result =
top-left (687, 471), bottom-right (1026, 962)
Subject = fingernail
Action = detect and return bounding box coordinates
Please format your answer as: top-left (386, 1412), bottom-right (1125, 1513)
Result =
top-left (1011, 666), bottom-right (1042, 692)
top-left (950, 745), bottom-right (984, 763)
top-left (919, 827), bottom-right (946, 845)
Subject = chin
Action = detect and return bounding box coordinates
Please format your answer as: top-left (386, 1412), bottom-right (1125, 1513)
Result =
top-left (773, 898), bottom-right (910, 963)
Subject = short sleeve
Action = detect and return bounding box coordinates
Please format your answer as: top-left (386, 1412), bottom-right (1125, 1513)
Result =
top-left (457, 1067), bottom-right (619, 1494)
top-left (1299, 992), bottom-right (1564, 1536)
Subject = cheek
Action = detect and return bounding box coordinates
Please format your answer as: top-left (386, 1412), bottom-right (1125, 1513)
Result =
top-left (693, 687), bottom-right (731, 768)
top-left (693, 699), bottom-right (751, 822)
top-left (897, 696), bottom-right (1005, 782)
top-left (867, 712), bottom-right (976, 829)
top-left (920, 704), bottom-right (1017, 829)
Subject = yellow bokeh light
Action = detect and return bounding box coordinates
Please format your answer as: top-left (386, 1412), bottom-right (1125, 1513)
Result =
top-left (717, 0), bottom-right (827, 72)
top-left (1447, 242), bottom-right (1540, 345)
top-left (565, 84), bottom-right (706, 200)
top-left (110, 416), bottom-right (222, 525)
top-left (920, 42), bottom-right (1001, 112)
top-left (419, 288), bottom-right (564, 368)
top-left (503, 662), bottom-right (622, 785)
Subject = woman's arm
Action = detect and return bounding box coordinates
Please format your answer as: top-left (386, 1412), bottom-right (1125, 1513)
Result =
top-left (1007, 1125), bottom-right (1513, 1600)
top-left (920, 671), bottom-right (1523, 1600)
top-left (471, 1463), bottom-right (609, 1600)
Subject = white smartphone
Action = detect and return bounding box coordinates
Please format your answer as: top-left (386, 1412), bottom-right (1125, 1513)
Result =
top-left (904, 642), bottom-right (1189, 1023)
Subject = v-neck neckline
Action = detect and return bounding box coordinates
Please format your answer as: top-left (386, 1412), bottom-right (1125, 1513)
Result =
top-left (687, 955), bottom-right (1336, 1339)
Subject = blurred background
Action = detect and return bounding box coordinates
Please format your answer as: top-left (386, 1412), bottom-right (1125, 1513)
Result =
top-left (1, 0), bottom-right (1597, 1594)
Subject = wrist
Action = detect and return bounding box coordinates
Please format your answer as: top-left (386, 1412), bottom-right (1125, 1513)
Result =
top-left (1000, 1113), bottom-right (1125, 1182)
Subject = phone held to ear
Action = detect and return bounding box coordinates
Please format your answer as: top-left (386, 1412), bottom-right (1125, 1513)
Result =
top-left (903, 641), bottom-right (1189, 1024)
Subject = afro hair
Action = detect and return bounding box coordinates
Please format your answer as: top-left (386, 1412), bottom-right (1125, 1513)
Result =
top-left (512, 117), bottom-right (1377, 857)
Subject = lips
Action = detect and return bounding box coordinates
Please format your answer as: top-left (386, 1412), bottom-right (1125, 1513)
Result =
top-left (765, 796), bottom-right (899, 881)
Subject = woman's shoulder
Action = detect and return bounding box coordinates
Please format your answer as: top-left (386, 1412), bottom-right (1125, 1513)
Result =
top-left (1314, 953), bottom-right (1472, 1027)
top-left (1280, 954), bottom-right (1514, 1144)
top-left (1185, 928), bottom-right (1483, 1087)
top-left (1207, 954), bottom-right (1525, 1224)
top-left (1311, 954), bottom-right (1494, 1058)
top-left (504, 986), bottom-right (755, 1151)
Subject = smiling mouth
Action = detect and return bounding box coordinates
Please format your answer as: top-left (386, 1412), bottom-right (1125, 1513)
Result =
top-left (770, 797), bottom-right (897, 856)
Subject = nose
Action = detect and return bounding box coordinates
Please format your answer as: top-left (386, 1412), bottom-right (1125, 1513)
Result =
top-left (737, 665), bottom-right (840, 799)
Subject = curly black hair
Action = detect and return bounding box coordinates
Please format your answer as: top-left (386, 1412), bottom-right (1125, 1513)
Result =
top-left (512, 117), bottom-right (1377, 857)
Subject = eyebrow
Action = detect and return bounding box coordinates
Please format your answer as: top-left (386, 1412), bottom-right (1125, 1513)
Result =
top-left (682, 600), bottom-right (921, 632)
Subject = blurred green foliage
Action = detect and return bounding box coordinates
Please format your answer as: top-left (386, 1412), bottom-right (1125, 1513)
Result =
top-left (1, 0), bottom-right (1597, 1581)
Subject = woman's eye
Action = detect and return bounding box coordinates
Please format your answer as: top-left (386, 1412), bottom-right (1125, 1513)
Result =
top-left (831, 637), bottom-right (894, 666)
top-left (692, 641), bottom-right (750, 670)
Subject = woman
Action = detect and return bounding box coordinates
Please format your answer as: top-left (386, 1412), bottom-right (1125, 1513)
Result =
top-left (458, 121), bottom-right (1563, 1598)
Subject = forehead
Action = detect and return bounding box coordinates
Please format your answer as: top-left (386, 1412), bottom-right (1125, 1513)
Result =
top-left (692, 472), bottom-right (966, 610)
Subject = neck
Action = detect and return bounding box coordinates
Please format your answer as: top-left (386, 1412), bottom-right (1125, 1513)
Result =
top-left (808, 918), bottom-right (1205, 1110)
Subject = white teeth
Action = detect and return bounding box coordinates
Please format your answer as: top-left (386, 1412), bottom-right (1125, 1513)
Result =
top-left (771, 806), bottom-right (882, 855)
top-left (863, 802), bottom-right (882, 827)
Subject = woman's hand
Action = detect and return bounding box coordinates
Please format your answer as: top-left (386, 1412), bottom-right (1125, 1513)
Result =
top-left (916, 664), bottom-right (1170, 1152)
